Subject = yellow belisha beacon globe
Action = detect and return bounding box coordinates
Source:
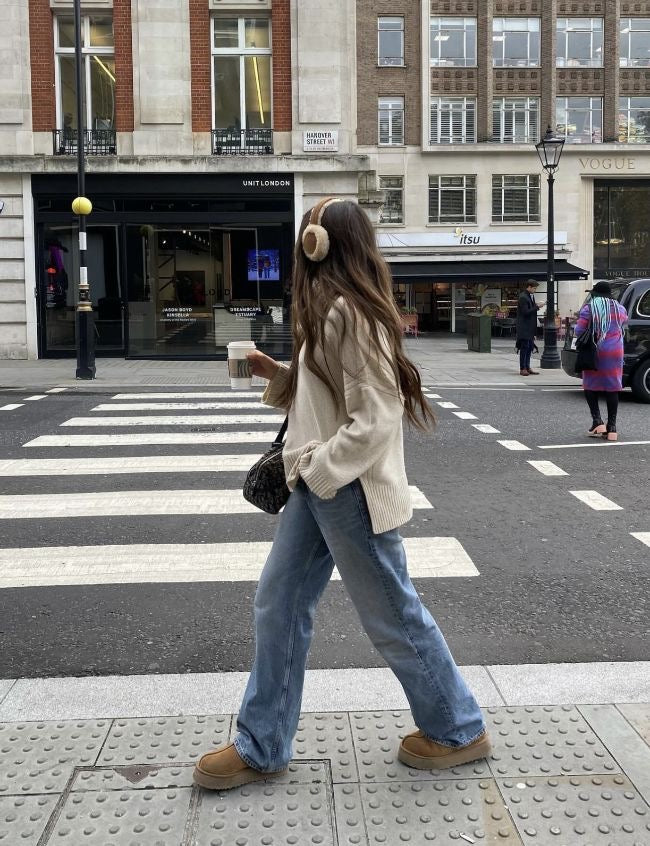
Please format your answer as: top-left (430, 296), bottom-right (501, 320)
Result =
top-left (71, 196), bottom-right (93, 215)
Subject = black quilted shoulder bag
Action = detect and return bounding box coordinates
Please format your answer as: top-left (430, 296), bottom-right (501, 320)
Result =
top-left (243, 417), bottom-right (289, 514)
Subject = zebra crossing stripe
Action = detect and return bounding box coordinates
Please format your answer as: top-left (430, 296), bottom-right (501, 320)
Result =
top-left (452, 411), bottom-right (478, 420)
top-left (112, 392), bottom-right (263, 400)
top-left (0, 537), bottom-right (478, 587)
top-left (23, 432), bottom-right (279, 448)
top-left (0, 486), bottom-right (432, 519)
top-left (570, 490), bottom-right (623, 511)
top-left (0, 455), bottom-right (262, 476)
top-left (0, 404), bottom-right (24, 411)
top-left (92, 402), bottom-right (265, 411)
top-left (60, 415), bottom-right (284, 427)
top-left (631, 532), bottom-right (650, 547)
top-left (46, 387), bottom-right (68, 393)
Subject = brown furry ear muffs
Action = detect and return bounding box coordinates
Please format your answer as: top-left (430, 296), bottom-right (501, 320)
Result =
top-left (302, 197), bottom-right (343, 262)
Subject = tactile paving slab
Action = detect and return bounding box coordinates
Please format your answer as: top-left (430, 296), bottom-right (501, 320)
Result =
top-left (72, 764), bottom-right (195, 792)
top-left (350, 711), bottom-right (490, 782)
top-left (0, 720), bottom-right (110, 795)
top-left (97, 715), bottom-right (231, 766)
top-left (194, 776), bottom-right (336, 846)
top-left (485, 706), bottom-right (619, 778)
top-left (46, 787), bottom-right (192, 845)
top-left (0, 795), bottom-right (58, 845)
top-left (294, 712), bottom-right (358, 784)
top-left (499, 775), bottom-right (650, 845)
top-left (333, 784), bottom-right (368, 846)
top-left (359, 779), bottom-right (523, 844)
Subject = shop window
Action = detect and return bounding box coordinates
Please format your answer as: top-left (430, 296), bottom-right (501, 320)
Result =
top-left (430, 17), bottom-right (476, 67)
top-left (594, 183), bottom-right (650, 279)
top-left (212, 17), bottom-right (272, 153)
top-left (378, 97), bottom-right (404, 145)
top-left (378, 17), bottom-right (404, 66)
top-left (493, 18), bottom-right (540, 67)
top-left (492, 97), bottom-right (539, 143)
top-left (54, 14), bottom-right (115, 154)
top-left (428, 175), bottom-right (476, 224)
top-left (378, 176), bottom-right (404, 224)
top-left (620, 18), bottom-right (650, 68)
top-left (556, 18), bottom-right (603, 68)
top-left (556, 97), bottom-right (602, 143)
top-left (492, 174), bottom-right (540, 223)
top-left (430, 97), bottom-right (476, 144)
top-left (619, 97), bottom-right (650, 143)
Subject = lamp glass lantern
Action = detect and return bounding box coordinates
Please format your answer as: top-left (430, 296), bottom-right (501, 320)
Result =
top-left (535, 126), bottom-right (565, 172)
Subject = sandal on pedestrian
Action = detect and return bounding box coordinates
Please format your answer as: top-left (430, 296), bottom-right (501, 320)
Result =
top-left (193, 744), bottom-right (287, 791)
top-left (602, 430), bottom-right (618, 442)
top-left (398, 730), bottom-right (492, 771)
top-left (588, 422), bottom-right (606, 437)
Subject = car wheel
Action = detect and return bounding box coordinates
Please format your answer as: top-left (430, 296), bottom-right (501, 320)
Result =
top-left (631, 359), bottom-right (650, 403)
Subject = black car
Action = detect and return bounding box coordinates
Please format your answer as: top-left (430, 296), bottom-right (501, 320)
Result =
top-left (562, 278), bottom-right (650, 403)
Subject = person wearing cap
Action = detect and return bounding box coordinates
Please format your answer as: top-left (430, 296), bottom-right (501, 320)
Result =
top-left (516, 279), bottom-right (545, 376)
top-left (574, 281), bottom-right (628, 441)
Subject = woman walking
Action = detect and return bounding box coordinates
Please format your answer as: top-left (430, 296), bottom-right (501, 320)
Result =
top-left (576, 281), bottom-right (628, 441)
top-left (194, 199), bottom-right (490, 790)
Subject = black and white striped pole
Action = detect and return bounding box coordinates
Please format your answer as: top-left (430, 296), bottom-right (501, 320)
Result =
top-left (72, 0), bottom-right (95, 379)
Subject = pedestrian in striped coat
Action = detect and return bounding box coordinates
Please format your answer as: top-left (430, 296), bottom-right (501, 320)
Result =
top-left (575, 281), bottom-right (628, 441)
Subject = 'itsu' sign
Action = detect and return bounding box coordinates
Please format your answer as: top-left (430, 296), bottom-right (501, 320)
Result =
top-left (303, 130), bottom-right (339, 152)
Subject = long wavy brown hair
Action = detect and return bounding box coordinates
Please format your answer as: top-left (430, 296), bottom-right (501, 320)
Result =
top-left (276, 199), bottom-right (434, 430)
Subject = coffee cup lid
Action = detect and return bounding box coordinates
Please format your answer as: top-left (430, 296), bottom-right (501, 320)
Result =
top-left (227, 340), bottom-right (256, 348)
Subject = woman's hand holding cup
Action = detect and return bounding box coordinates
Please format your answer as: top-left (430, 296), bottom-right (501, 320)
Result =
top-left (246, 349), bottom-right (280, 382)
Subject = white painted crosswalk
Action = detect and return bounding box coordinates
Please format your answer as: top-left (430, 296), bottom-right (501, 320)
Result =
top-left (92, 402), bottom-right (265, 411)
top-left (0, 455), bottom-right (262, 476)
top-left (23, 432), bottom-right (279, 448)
top-left (61, 414), bottom-right (284, 427)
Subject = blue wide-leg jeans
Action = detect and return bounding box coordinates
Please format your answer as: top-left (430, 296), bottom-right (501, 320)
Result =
top-left (234, 479), bottom-right (485, 772)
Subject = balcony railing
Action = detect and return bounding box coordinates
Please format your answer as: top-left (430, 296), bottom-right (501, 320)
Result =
top-left (53, 129), bottom-right (117, 156)
top-left (212, 128), bottom-right (273, 155)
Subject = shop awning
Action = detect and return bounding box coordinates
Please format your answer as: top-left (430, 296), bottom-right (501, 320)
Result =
top-left (388, 259), bottom-right (589, 282)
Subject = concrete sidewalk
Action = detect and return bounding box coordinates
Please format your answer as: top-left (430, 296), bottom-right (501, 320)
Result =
top-left (0, 335), bottom-right (578, 390)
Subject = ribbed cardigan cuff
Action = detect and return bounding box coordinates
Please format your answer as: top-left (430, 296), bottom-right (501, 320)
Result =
top-left (298, 449), bottom-right (337, 500)
top-left (261, 364), bottom-right (290, 409)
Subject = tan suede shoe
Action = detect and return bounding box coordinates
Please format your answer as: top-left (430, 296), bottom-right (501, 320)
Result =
top-left (398, 730), bottom-right (492, 770)
top-left (193, 743), bottom-right (287, 791)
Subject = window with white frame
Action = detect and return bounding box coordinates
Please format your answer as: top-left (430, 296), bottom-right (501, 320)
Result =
top-left (556, 96), bottom-right (602, 143)
top-left (493, 18), bottom-right (540, 67)
top-left (378, 17), bottom-right (404, 66)
top-left (556, 18), bottom-right (603, 67)
top-left (620, 18), bottom-right (650, 67)
top-left (428, 175), bottom-right (476, 224)
top-left (212, 17), bottom-right (272, 133)
top-left (430, 17), bottom-right (476, 67)
top-left (492, 97), bottom-right (539, 143)
top-left (379, 177), bottom-right (404, 224)
top-left (492, 175), bottom-right (540, 223)
top-left (378, 97), bottom-right (404, 145)
top-left (430, 97), bottom-right (476, 144)
top-left (54, 15), bottom-right (115, 132)
top-left (619, 96), bottom-right (650, 142)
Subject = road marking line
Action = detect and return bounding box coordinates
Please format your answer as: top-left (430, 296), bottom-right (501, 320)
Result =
top-left (60, 415), bottom-right (284, 427)
top-left (436, 401), bottom-right (459, 409)
top-left (497, 440), bottom-right (531, 451)
top-left (23, 432), bottom-right (279, 448)
top-left (112, 392), bottom-right (263, 399)
top-left (539, 440), bottom-right (650, 450)
top-left (0, 537), bottom-right (477, 588)
top-left (23, 395), bottom-right (47, 401)
top-left (452, 411), bottom-right (478, 420)
top-left (541, 388), bottom-right (581, 392)
top-left (93, 402), bottom-right (264, 411)
top-left (424, 393), bottom-right (441, 399)
top-left (570, 490), bottom-right (623, 511)
top-left (527, 460), bottom-right (569, 477)
top-left (46, 387), bottom-right (68, 393)
top-left (0, 455), bottom-right (262, 476)
top-left (429, 387), bottom-right (534, 392)
top-left (630, 532), bottom-right (650, 548)
top-left (0, 486), bottom-right (432, 519)
top-left (0, 404), bottom-right (24, 411)
top-left (472, 424), bottom-right (501, 434)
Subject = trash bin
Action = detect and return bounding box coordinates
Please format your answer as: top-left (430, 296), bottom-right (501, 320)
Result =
top-left (466, 313), bottom-right (492, 353)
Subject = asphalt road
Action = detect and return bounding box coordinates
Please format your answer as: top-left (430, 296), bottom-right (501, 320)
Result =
top-left (0, 382), bottom-right (648, 678)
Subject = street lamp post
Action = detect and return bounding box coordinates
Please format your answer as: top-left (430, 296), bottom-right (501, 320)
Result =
top-left (73, 0), bottom-right (96, 379)
top-left (535, 126), bottom-right (565, 369)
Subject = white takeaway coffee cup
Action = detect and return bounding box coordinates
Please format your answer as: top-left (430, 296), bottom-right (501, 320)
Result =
top-left (227, 340), bottom-right (256, 389)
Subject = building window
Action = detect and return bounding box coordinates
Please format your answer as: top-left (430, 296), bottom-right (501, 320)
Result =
top-left (619, 97), bottom-right (650, 143)
top-left (430, 17), bottom-right (476, 67)
top-left (378, 97), bottom-right (404, 145)
top-left (620, 18), bottom-right (650, 67)
top-left (211, 17), bottom-right (272, 153)
top-left (430, 97), bottom-right (476, 144)
top-left (556, 96), bottom-right (602, 143)
top-left (54, 14), bottom-right (115, 152)
top-left (493, 18), bottom-right (540, 67)
top-left (378, 17), bottom-right (404, 67)
top-left (556, 18), bottom-right (603, 67)
top-left (492, 97), bottom-right (539, 143)
top-left (492, 175), bottom-right (540, 223)
top-left (379, 177), bottom-right (404, 224)
top-left (428, 175), bottom-right (476, 224)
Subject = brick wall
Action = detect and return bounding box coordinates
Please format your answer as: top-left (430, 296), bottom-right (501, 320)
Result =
top-left (272, 0), bottom-right (291, 131)
top-left (114, 0), bottom-right (134, 132)
top-left (28, 0), bottom-right (55, 132)
top-left (189, 0), bottom-right (212, 132)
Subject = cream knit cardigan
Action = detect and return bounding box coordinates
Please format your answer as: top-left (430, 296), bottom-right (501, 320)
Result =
top-left (262, 302), bottom-right (412, 534)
